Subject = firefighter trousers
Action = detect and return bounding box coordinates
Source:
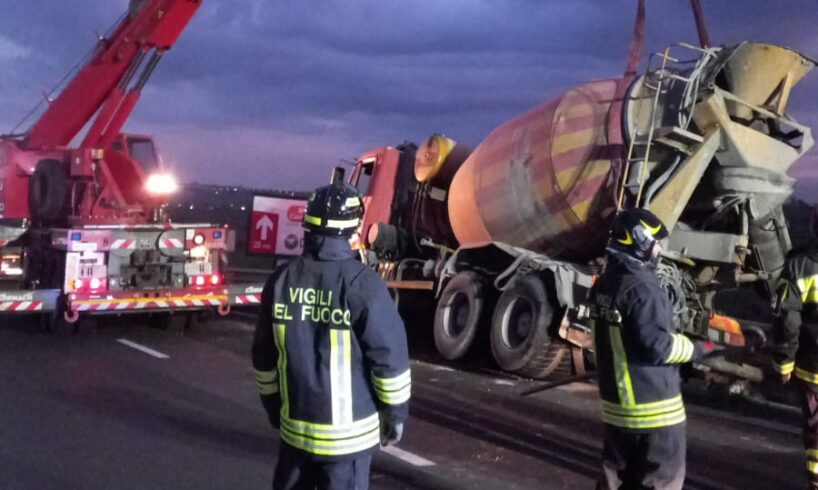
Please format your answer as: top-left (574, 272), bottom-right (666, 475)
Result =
top-left (597, 423), bottom-right (686, 490)
top-left (272, 442), bottom-right (372, 490)
top-left (800, 381), bottom-right (818, 489)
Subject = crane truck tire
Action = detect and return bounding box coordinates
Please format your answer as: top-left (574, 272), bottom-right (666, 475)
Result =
top-left (40, 310), bottom-right (75, 336)
top-left (29, 160), bottom-right (68, 223)
top-left (433, 271), bottom-right (489, 360)
top-left (490, 274), bottom-right (568, 379)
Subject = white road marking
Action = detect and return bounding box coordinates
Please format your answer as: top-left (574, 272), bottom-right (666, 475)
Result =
top-left (116, 339), bottom-right (170, 359)
top-left (381, 446), bottom-right (436, 467)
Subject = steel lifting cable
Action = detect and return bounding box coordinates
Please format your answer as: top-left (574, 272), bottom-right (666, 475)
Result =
top-left (7, 12), bottom-right (128, 135)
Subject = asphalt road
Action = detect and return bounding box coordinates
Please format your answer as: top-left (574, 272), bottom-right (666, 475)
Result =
top-left (0, 312), bottom-right (807, 489)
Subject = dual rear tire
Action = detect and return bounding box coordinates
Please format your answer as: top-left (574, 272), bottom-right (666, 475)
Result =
top-left (432, 271), bottom-right (570, 379)
top-left (433, 271), bottom-right (487, 361)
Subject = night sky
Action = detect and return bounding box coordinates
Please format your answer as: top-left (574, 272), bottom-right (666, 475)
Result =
top-left (1, 0), bottom-right (816, 199)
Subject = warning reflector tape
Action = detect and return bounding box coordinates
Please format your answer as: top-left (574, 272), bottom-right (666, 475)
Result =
top-left (234, 294), bottom-right (261, 305)
top-left (70, 295), bottom-right (227, 312)
top-left (0, 301), bottom-right (43, 312)
top-left (110, 239), bottom-right (136, 250)
top-left (160, 239), bottom-right (185, 249)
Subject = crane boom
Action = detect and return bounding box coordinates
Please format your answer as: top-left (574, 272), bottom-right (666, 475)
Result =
top-left (25, 0), bottom-right (201, 149)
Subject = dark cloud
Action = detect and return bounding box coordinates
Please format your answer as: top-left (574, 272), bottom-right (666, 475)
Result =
top-left (1, 0), bottom-right (817, 194)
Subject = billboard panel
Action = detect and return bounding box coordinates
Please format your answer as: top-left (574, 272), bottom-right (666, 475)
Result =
top-left (249, 196), bottom-right (307, 256)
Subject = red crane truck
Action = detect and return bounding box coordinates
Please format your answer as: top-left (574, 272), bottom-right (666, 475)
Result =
top-left (346, 1), bottom-right (816, 383)
top-left (0, 0), bottom-right (239, 332)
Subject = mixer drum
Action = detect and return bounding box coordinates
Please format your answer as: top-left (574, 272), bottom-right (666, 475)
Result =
top-left (448, 79), bottom-right (623, 263)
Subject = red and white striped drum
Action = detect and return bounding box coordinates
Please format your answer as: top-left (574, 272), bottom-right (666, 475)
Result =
top-left (448, 79), bottom-right (624, 262)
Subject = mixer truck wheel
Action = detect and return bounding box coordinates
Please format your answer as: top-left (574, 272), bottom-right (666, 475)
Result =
top-left (29, 159), bottom-right (68, 223)
top-left (433, 271), bottom-right (489, 361)
top-left (490, 274), bottom-right (564, 378)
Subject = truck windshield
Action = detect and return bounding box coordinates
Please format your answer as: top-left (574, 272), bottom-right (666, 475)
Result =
top-left (127, 138), bottom-right (159, 171)
top-left (353, 162), bottom-right (374, 196)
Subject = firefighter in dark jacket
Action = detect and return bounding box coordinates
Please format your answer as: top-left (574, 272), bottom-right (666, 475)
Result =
top-left (772, 212), bottom-right (818, 489)
top-left (252, 182), bottom-right (410, 490)
top-left (590, 208), bottom-right (707, 490)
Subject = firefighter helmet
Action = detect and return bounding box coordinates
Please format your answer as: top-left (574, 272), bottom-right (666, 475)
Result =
top-left (608, 208), bottom-right (669, 263)
top-left (303, 183), bottom-right (364, 237)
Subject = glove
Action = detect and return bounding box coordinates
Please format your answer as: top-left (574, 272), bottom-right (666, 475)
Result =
top-left (380, 420), bottom-right (404, 447)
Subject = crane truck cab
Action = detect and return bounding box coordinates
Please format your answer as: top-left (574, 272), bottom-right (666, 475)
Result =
top-left (0, 0), bottom-right (242, 331)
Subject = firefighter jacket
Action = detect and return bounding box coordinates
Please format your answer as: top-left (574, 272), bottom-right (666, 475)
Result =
top-left (252, 235), bottom-right (411, 459)
top-left (590, 251), bottom-right (703, 431)
top-left (772, 245), bottom-right (818, 384)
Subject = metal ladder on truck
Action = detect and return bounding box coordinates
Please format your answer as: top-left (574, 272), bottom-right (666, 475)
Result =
top-left (617, 42), bottom-right (718, 211)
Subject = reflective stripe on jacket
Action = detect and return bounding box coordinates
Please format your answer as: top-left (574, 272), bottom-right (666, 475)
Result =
top-left (253, 235), bottom-right (410, 459)
top-left (590, 252), bottom-right (701, 431)
top-left (772, 247), bottom-right (818, 384)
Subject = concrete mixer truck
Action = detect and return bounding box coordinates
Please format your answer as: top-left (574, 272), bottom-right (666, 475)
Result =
top-left (345, 1), bottom-right (817, 381)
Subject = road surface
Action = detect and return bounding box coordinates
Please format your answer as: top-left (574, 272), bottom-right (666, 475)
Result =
top-left (0, 313), bottom-right (806, 489)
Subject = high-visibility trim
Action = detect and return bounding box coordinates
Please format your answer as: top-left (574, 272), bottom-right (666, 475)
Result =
top-left (796, 367), bottom-right (818, 384)
top-left (304, 215), bottom-right (360, 230)
top-left (640, 220), bottom-right (662, 237)
top-left (345, 197), bottom-right (361, 208)
top-left (371, 369), bottom-right (411, 405)
top-left (798, 275), bottom-right (818, 304)
top-left (272, 323), bottom-right (289, 417)
top-left (807, 448), bottom-right (818, 460)
top-left (255, 368), bottom-right (279, 396)
top-left (326, 218), bottom-right (360, 229)
top-left (666, 334), bottom-right (694, 364)
top-left (610, 326), bottom-right (636, 407)
top-left (280, 424), bottom-right (380, 456)
top-left (773, 361), bottom-right (795, 375)
top-left (602, 406), bottom-right (686, 429)
top-left (279, 412), bottom-right (381, 456)
top-left (617, 230), bottom-right (634, 246)
top-left (281, 412), bottom-right (380, 439)
top-left (602, 395), bottom-right (686, 429)
top-left (330, 329), bottom-right (354, 425)
top-left (809, 460), bottom-right (818, 474)
top-left (601, 395), bottom-right (684, 416)
top-left (304, 215), bottom-right (322, 226)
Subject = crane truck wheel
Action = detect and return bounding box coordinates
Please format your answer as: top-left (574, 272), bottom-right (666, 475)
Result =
top-left (490, 274), bottom-right (567, 379)
top-left (29, 160), bottom-right (68, 223)
top-left (433, 271), bottom-right (489, 361)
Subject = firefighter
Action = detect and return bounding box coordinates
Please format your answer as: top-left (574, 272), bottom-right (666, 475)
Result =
top-left (252, 182), bottom-right (410, 490)
top-left (590, 208), bottom-right (708, 490)
top-left (772, 210), bottom-right (818, 489)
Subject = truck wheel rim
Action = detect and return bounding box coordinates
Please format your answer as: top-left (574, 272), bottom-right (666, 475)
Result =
top-left (502, 297), bottom-right (534, 349)
top-left (443, 291), bottom-right (470, 338)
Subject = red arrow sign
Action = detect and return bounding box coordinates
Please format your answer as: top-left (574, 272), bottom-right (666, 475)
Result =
top-left (249, 211), bottom-right (279, 255)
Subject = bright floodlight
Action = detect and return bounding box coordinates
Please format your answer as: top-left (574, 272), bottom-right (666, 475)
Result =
top-left (145, 173), bottom-right (179, 195)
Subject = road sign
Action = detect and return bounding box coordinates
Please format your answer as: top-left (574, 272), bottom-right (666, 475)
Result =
top-left (249, 196), bottom-right (307, 256)
top-left (256, 214), bottom-right (275, 241)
